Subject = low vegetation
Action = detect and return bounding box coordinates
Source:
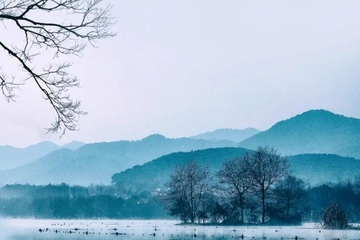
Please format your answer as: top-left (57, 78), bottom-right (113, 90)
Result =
top-left (322, 203), bottom-right (348, 229)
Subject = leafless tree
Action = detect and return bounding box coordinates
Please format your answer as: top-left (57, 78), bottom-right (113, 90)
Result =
top-left (161, 161), bottom-right (211, 223)
top-left (271, 175), bottom-right (307, 223)
top-left (0, 0), bottom-right (115, 134)
top-left (243, 146), bottom-right (289, 224)
top-left (217, 157), bottom-right (252, 224)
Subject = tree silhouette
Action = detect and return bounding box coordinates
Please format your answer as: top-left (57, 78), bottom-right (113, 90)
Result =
top-left (161, 161), bottom-right (211, 223)
top-left (322, 203), bottom-right (348, 229)
top-left (271, 175), bottom-right (307, 224)
top-left (217, 157), bottom-right (252, 224)
top-left (0, 0), bottom-right (115, 134)
top-left (243, 146), bottom-right (288, 224)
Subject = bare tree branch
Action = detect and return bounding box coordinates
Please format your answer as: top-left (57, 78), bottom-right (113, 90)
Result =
top-left (0, 0), bottom-right (115, 135)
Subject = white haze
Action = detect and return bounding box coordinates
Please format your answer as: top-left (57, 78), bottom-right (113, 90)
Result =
top-left (1, 0), bottom-right (360, 147)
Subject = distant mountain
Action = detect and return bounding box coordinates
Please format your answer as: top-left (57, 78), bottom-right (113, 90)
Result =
top-left (239, 110), bottom-right (360, 157)
top-left (0, 141), bottom-right (60, 170)
top-left (62, 141), bottom-right (86, 150)
top-left (288, 154), bottom-right (360, 184)
top-left (0, 141), bottom-right (86, 170)
top-left (336, 145), bottom-right (360, 160)
top-left (191, 128), bottom-right (261, 143)
top-left (111, 148), bottom-right (360, 194)
top-left (0, 135), bottom-right (238, 185)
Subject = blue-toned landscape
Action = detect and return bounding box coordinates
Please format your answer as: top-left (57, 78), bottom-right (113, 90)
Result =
top-left (2, 0), bottom-right (360, 239)
top-left (0, 110), bottom-right (360, 239)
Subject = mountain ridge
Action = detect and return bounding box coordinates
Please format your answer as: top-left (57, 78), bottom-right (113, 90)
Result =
top-left (0, 136), bottom-right (238, 185)
top-left (0, 141), bottom-right (86, 170)
top-left (191, 128), bottom-right (260, 143)
top-left (2, 109), bottom-right (359, 186)
top-left (239, 109), bottom-right (360, 157)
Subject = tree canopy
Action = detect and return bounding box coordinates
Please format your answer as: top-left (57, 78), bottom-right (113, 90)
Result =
top-left (243, 146), bottom-right (289, 223)
top-left (160, 161), bottom-right (211, 223)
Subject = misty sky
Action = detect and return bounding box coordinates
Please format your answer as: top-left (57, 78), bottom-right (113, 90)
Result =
top-left (1, 1), bottom-right (360, 147)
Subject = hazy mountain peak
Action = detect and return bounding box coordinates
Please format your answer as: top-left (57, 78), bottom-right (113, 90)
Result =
top-left (62, 141), bottom-right (85, 150)
top-left (268, 109), bottom-right (358, 134)
top-left (300, 109), bottom-right (333, 115)
top-left (191, 128), bottom-right (260, 143)
top-left (0, 141), bottom-right (60, 170)
top-left (240, 109), bottom-right (360, 156)
top-left (28, 141), bottom-right (59, 149)
top-left (141, 134), bottom-right (167, 141)
top-left (287, 109), bottom-right (348, 122)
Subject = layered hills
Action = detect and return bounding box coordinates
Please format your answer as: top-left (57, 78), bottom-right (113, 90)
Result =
top-left (1, 109), bottom-right (359, 187)
top-left (0, 141), bottom-right (85, 170)
top-left (0, 135), bottom-right (238, 185)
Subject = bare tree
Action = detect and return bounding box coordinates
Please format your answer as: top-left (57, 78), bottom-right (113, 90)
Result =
top-left (161, 161), bottom-right (211, 223)
top-left (243, 146), bottom-right (288, 224)
top-left (0, 0), bottom-right (115, 134)
top-left (271, 175), bottom-right (307, 224)
top-left (217, 157), bottom-right (252, 224)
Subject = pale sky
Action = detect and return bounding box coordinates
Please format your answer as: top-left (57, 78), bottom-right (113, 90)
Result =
top-left (1, 0), bottom-right (360, 147)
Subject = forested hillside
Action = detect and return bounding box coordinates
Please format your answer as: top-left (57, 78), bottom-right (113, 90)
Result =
top-left (112, 147), bottom-right (360, 194)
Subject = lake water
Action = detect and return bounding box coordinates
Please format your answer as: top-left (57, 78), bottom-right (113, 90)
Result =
top-left (1, 219), bottom-right (359, 240)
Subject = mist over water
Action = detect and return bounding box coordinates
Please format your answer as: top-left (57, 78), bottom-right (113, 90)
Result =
top-left (1, 219), bottom-right (360, 240)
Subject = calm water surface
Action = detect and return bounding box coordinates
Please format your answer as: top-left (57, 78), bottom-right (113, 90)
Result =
top-left (1, 219), bottom-right (359, 240)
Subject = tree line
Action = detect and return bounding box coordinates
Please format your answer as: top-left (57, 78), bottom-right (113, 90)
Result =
top-left (0, 183), bottom-right (166, 219)
top-left (1, 180), bottom-right (358, 224)
top-left (159, 146), bottom-right (360, 226)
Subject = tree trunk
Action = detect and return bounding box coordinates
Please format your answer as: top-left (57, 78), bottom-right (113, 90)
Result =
top-left (240, 194), bottom-right (244, 224)
top-left (190, 215), bottom-right (195, 224)
top-left (261, 190), bottom-right (265, 224)
top-left (286, 198), bottom-right (290, 220)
